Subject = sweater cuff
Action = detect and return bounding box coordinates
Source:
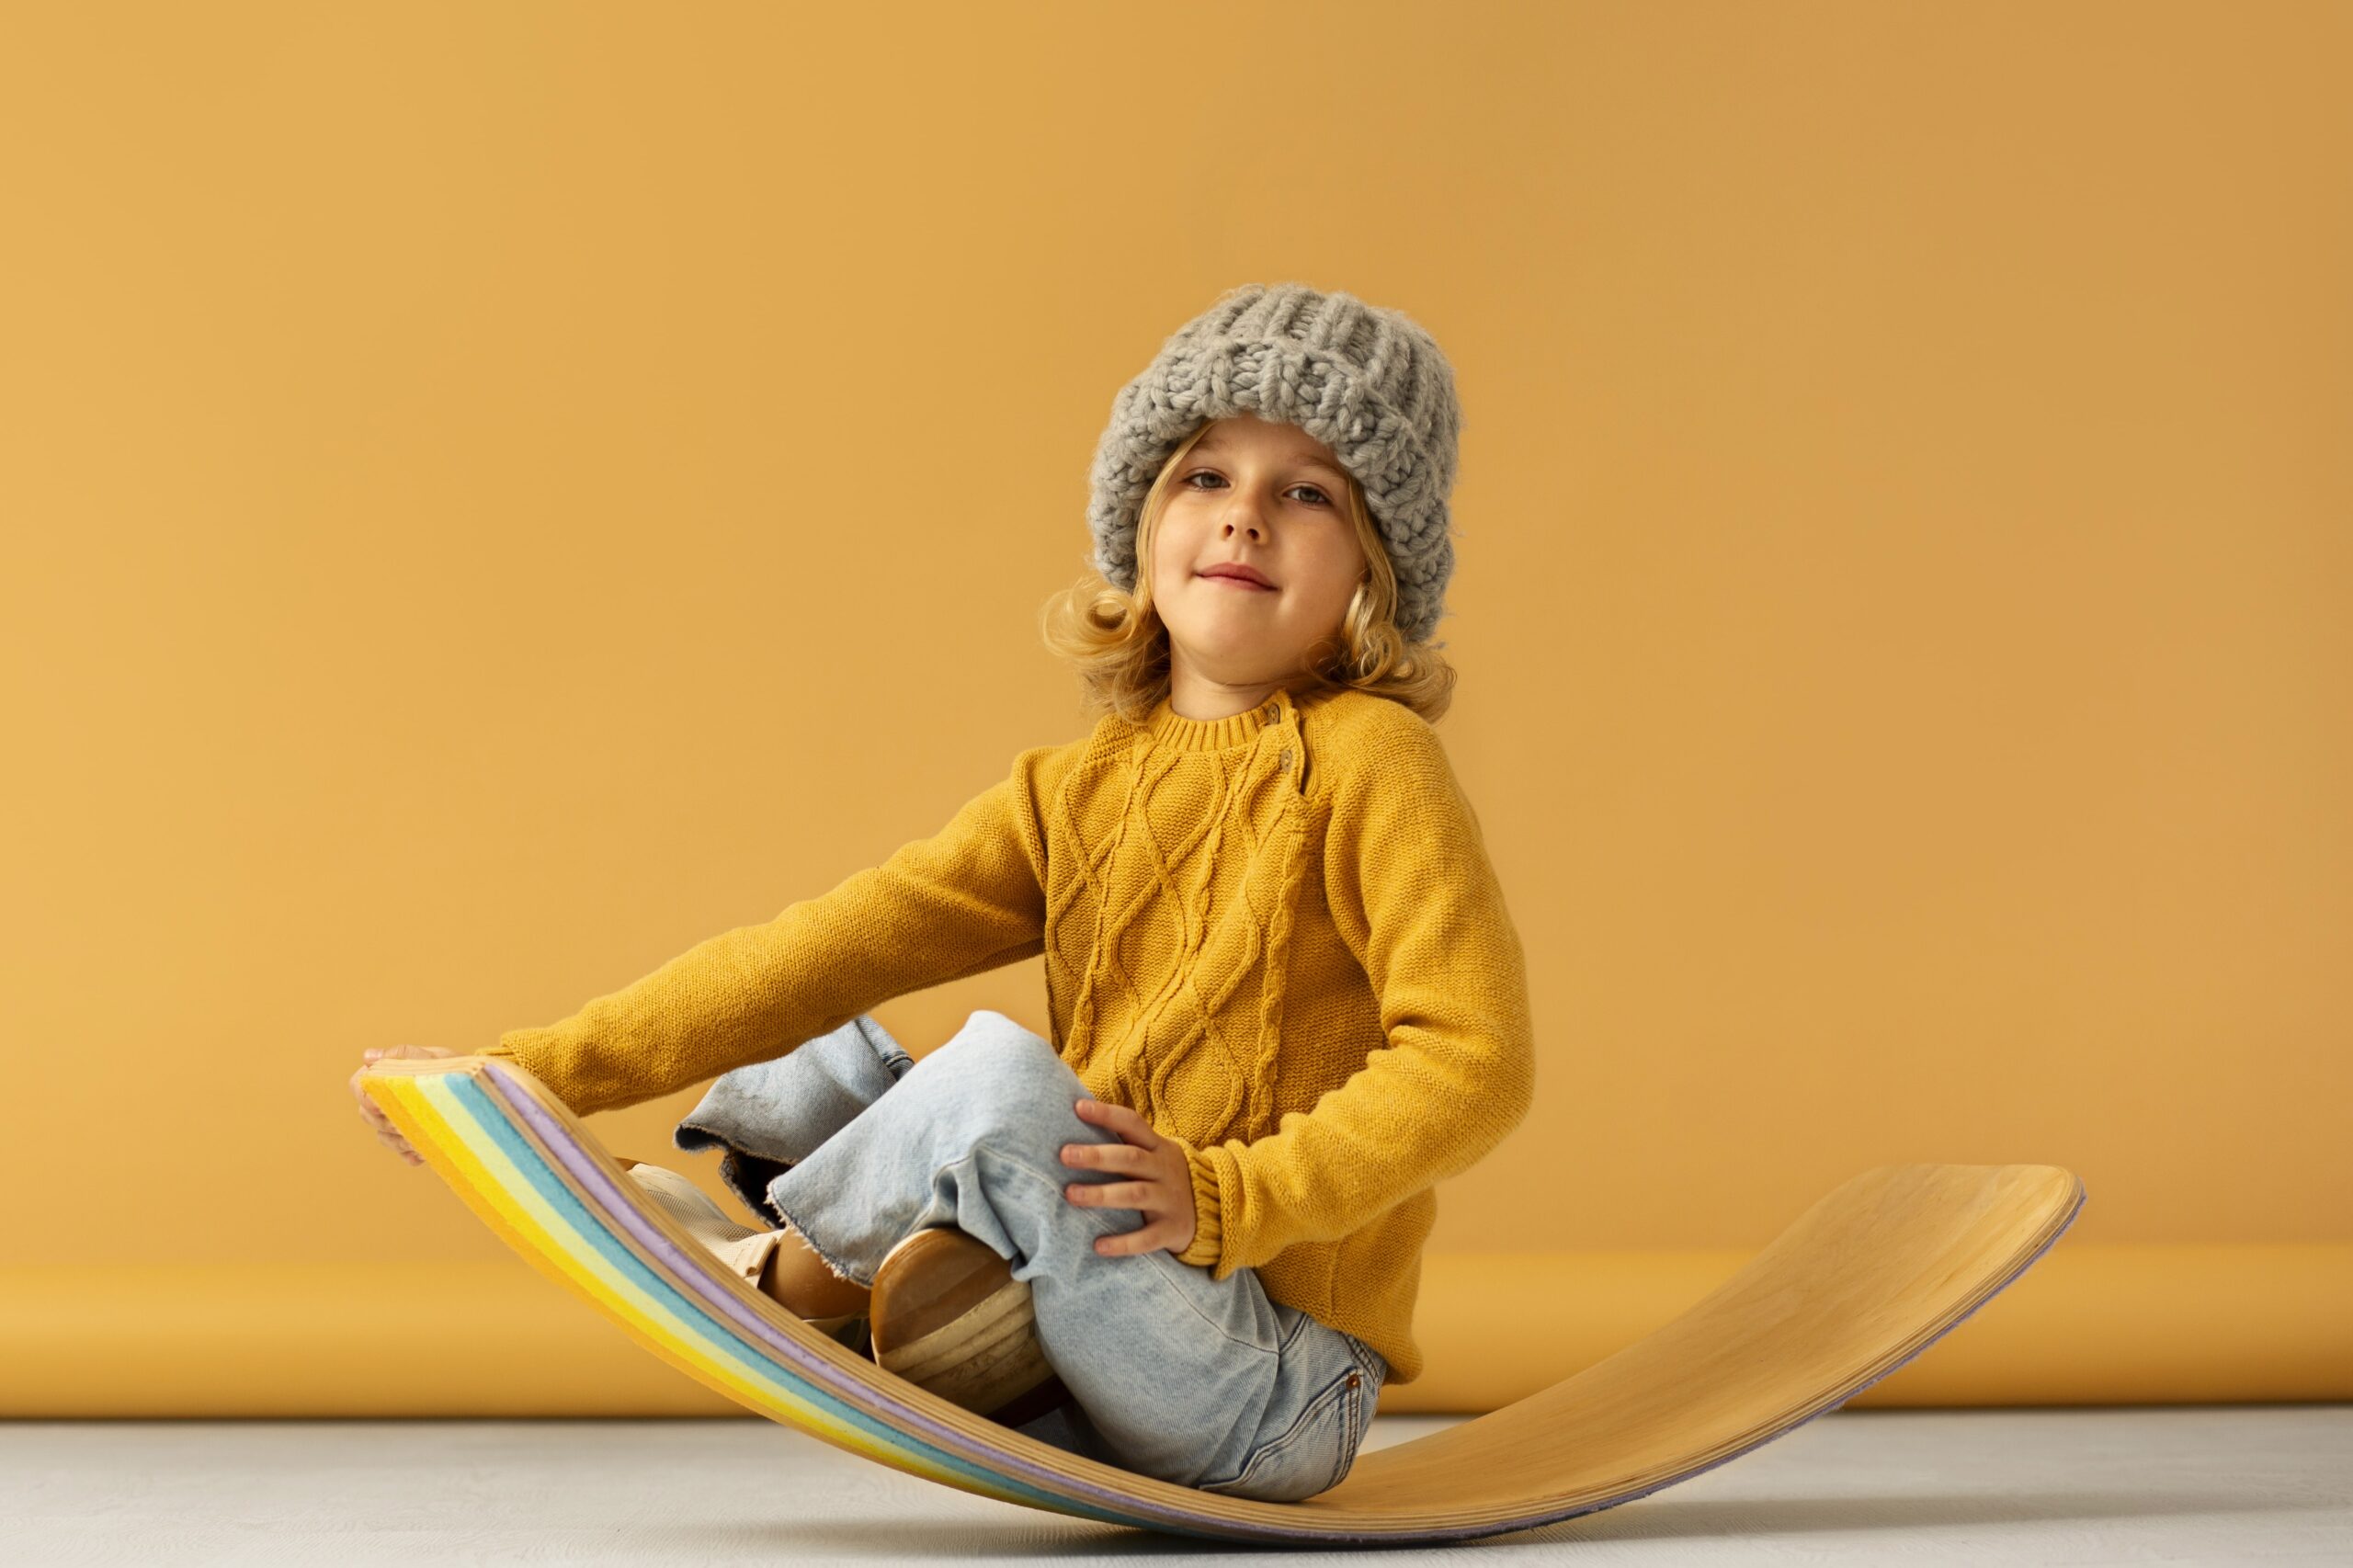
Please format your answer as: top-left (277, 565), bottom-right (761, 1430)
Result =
top-left (1171, 1135), bottom-right (1224, 1271)
top-left (475, 1031), bottom-right (534, 1075)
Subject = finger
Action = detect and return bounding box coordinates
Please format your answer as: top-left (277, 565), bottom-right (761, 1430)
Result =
top-left (1060, 1142), bottom-right (1142, 1170)
top-left (1074, 1098), bottom-right (1164, 1150)
top-left (1065, 1178), bottom-right (1158, 1209)
top-left (1079, 1097), bottom-right (1152, 1141)
top-left (370, 1045), bottom-right (438, 1063)
top-left (1092, 1221), bottom-right (1176, 1256)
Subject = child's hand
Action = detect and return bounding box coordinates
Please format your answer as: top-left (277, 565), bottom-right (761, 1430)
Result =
top-left (1061, 1098), bottom-right (1197, 1258)
top-left (351, 1045), bottom-right (459, 1165)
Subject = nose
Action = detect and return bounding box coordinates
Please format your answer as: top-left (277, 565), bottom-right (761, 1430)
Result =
top-left (1221, 506), bottom-right (1268, 541)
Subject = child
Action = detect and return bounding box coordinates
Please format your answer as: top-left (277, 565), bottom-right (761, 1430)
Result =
top-left (360, 282), bottom-right (1534, 1503)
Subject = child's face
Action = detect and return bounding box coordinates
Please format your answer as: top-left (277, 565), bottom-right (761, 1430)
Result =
top-left (1148, 415), bottom-right (1370, 690)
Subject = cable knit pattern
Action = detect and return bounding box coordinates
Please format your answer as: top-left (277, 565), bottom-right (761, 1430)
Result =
top-left (480, 684), bottom-right (1535, 1385)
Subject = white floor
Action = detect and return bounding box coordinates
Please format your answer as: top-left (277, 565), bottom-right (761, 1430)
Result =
top-left (3, 1407), bottom-right (2346, 1564)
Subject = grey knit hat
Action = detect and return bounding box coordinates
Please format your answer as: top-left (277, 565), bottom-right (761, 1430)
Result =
top-left (1086, 281), bottom-right (1464, 645)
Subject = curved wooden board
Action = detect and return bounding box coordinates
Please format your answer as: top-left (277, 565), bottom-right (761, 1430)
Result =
top-left (360, 1055), bottom-right (2084, 1545)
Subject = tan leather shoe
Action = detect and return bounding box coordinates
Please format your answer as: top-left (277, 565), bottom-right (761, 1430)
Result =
top-left (619, 1159), bottom-right (871, 1346)
top-left (870, 1225), bottom-right (1073, 1426)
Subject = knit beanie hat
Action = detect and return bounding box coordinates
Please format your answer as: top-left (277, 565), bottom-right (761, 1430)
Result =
top-left (1086, 281), bottom-right (1464, 645)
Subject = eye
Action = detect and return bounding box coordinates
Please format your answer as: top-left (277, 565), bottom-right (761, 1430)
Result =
top-left (1181, 471), bottom-right (1334, 506)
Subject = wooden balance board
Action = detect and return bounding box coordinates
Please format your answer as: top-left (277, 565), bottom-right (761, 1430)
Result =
top-left (360, 1053), bottom-right (2084, 1546)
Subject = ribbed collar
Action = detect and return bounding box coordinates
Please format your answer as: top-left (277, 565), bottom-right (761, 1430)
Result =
top-left (1142, 686), bottom-right (1297, 752)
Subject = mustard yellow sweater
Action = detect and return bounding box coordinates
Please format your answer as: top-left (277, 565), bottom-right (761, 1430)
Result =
top-left (480, 683), bottom-right (1535, 1385)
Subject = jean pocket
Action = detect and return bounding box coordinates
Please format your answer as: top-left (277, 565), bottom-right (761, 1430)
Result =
top-left (1328, 1332), bottom-right (1383, 1488)
top-left (1193, 1368), bottom-right (1351, 1503)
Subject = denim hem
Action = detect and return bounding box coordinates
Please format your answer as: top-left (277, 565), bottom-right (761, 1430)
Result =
top-left (758, 1201), bottom-right (880, 1290)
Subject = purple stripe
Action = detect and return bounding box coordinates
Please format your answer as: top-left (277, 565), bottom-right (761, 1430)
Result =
top-left (477, 1062), bottom-right (1237, 1532)
top-left (470, 1064), bottom-right (2092, 1546)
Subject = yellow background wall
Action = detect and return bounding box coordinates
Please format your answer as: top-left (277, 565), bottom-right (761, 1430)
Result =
top-left (3, 1), bottom-right (2346, 1414)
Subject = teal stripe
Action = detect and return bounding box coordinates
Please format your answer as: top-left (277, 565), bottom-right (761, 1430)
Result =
top-left (425, 1072), bottom-right (1151, 1530)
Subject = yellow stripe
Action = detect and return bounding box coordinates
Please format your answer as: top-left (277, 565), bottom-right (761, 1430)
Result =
top-left (364, 1070), bottom-right (1052, 1510)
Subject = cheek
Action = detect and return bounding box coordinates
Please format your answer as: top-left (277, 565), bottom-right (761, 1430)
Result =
top-left (1149, 517), bottom-right (1209, 585)
top-left (1148, 551), bottom-right (1189, 599)
top-left (1302, 547), bottom-right (1369, 612)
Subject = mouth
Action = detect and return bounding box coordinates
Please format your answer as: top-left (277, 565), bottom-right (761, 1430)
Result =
top-left (1199, 570), bottom-right (1277, 592)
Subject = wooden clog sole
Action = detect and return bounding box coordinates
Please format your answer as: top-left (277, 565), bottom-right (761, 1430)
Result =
top-left (870, 1226), bottom-right (1072, 1424)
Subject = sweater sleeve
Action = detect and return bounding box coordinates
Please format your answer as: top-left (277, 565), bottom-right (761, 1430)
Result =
top-left (476, 740), bottom-right (1068, 1117)
top-left (1166, 717), bottom-right (1537, 1278)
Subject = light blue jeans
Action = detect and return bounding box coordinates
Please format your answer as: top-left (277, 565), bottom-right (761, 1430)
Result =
top-left (672, 1007), bottom-right (1387, 1502)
